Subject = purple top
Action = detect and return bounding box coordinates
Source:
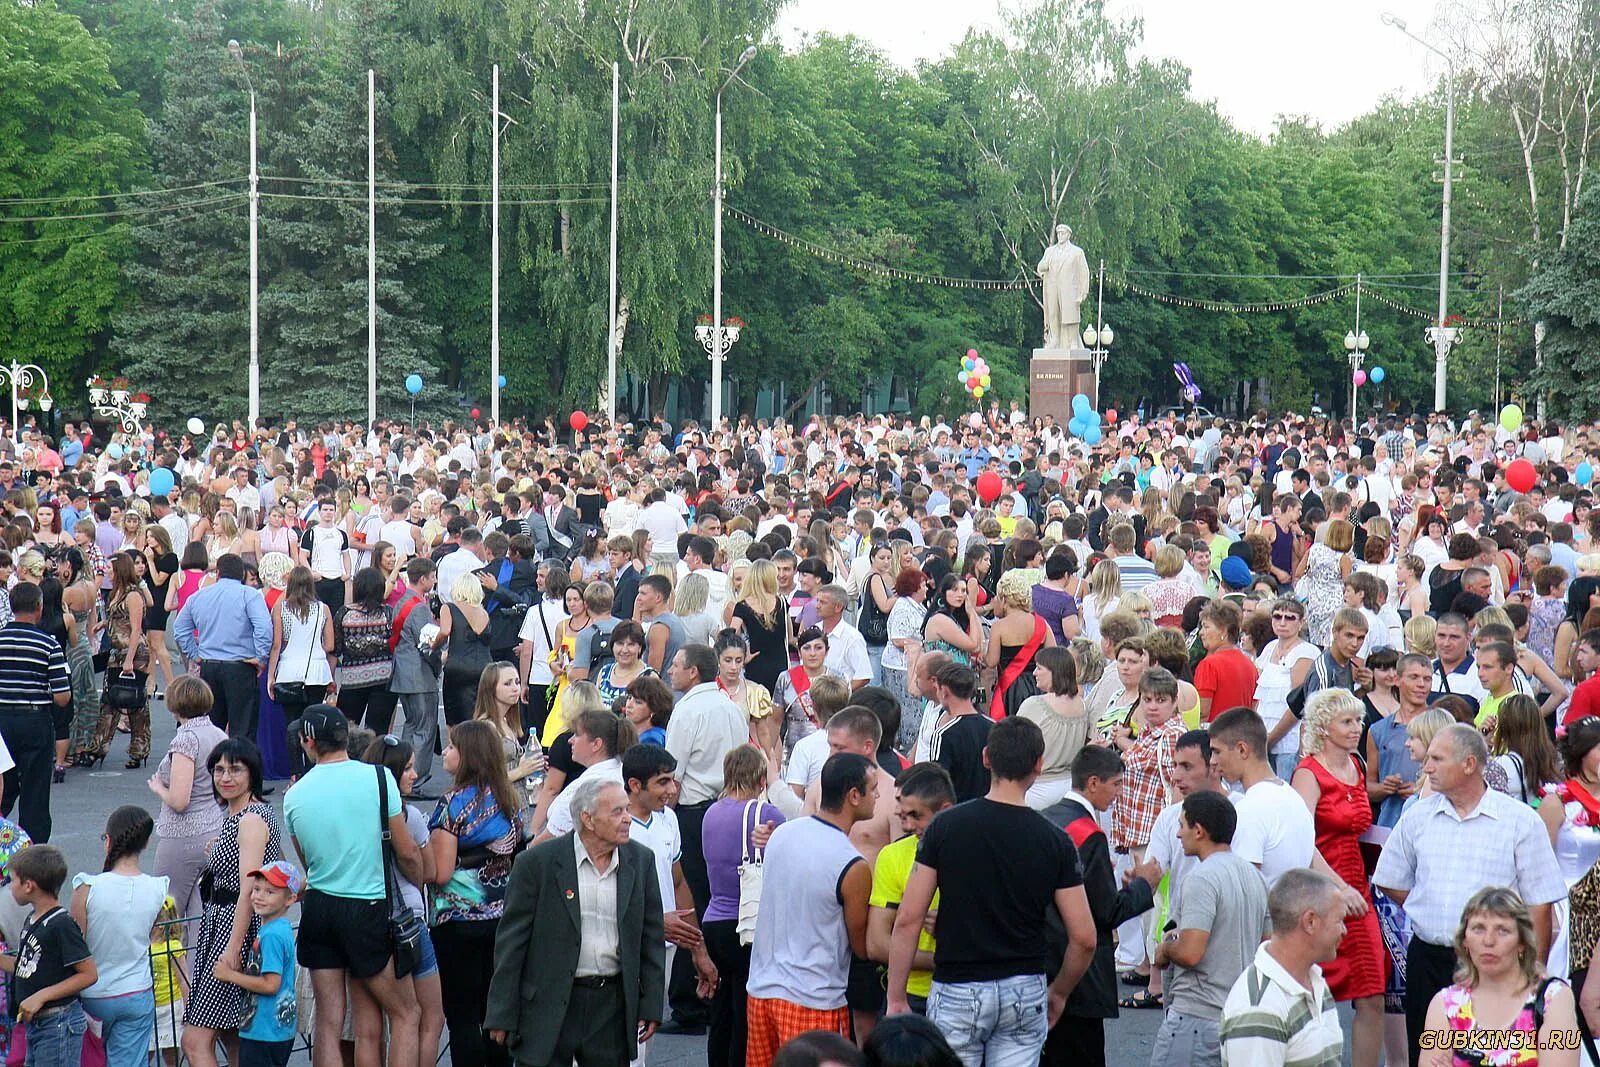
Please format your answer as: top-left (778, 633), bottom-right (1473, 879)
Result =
top-left (1031, 584), bottom-right (1080, 645)
top-left (702, 796), bottom-right (786, 923)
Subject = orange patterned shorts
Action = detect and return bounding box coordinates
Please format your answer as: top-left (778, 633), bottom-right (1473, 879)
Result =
top-left (745, 996), bottom-right (852, 1067)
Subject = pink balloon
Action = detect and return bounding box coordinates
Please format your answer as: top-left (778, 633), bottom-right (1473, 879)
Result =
top-left (966, 348), bottom-right (979, 359)
top-left (968, 413), bottom-right (984, 429)
top-left (1353, 370), bottom-right (1368, 386)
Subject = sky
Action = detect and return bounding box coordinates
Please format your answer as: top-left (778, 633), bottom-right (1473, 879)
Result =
top-left (777, 0), bottom-right (1454, 137)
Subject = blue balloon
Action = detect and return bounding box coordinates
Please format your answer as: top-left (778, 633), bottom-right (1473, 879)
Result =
top-left (497, 375), bottom-right (507, 389)
top-left (1370, 366), bottom-right (1386, 384)
top-left (1071, 393), bottom-right (1092, 415)
top-left (148, 467), bottom-right (175, 497)
top-left (1067, 416), bottom-right (1086, 438)
top-left (1579, 463), bottom-right (1594, 487)
top-left (1083, 424), bottom-right (1103, 446)
top-left (405, 373), bottom-right (423, 395)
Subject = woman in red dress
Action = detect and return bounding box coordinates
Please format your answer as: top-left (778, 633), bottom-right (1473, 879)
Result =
top-left (1294, 686), bottom-right (1389, 1067)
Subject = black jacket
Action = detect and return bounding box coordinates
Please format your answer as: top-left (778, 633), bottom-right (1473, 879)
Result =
top-left (1042, 796), bottom-right (1156, 1020)
top-left (478, 556), bottom-right (539, 652)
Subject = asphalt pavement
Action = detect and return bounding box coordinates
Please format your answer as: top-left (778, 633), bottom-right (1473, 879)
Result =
top-left (44, 701), bottom-right (1353, 1067)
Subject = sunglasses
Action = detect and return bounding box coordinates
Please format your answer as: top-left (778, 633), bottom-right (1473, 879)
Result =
top-left (1271, 613), bottom-right (1302, 622)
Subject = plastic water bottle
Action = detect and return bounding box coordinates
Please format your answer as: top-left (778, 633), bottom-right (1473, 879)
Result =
top-left (524, 732), bottom-right (546, 793)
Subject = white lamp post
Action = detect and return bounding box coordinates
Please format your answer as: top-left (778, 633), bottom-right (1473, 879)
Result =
top-left (1082, 260), bottom-right (1113, 400)
top-left (226, 41), bottom-right (259, 429)
top-left (1382, 13), bottom-right (1457, 412)
top-left (0, 364), bottom-right (51, 445)
top-left (702, 44), bottom-right (757, 430)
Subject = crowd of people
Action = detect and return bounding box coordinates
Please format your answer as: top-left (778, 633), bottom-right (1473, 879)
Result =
top-left (0, 401), bottom-right (1590, 1067)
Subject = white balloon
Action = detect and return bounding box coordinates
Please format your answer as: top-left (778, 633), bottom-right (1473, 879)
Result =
top-left (186, 417), bottom-right (205, 435)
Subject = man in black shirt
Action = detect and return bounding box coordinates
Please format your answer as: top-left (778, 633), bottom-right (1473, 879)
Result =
top-left (886, 716), bottom-right (1097, 1066)
top-left (921, 663), bottom-right (992, 803)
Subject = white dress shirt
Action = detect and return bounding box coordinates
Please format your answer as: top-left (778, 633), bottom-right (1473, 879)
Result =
top-left (573, 831), bottom-right (624, 976)
top-left (665, 682), bottom-right (749, 805)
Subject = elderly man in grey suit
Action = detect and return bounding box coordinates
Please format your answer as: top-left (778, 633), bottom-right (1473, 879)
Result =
top-left (487, 778), bottom-right (667, 1066)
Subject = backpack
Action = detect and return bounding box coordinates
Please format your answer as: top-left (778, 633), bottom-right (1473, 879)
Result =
top-left (588, 624), bottom-right (618, 675)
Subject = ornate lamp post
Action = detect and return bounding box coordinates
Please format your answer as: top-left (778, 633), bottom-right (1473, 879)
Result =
top-left (1344, 272), bottom-right (1371, 426)
top-left (87, 379), bottom-right (149, 434)
top-left (0, 363), bottom-right (52, 445)
top-left (1082, 260), bottom-right (1113, 399)
top-left (697, 315), bottom-right (744, 410)
top-left (704, 43), bottom-right (758, 429)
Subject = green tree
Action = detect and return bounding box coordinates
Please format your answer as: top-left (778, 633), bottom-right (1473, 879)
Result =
top-left (257, 0), bottom-right (442, 423)
top-left (1519, 182), bottom-right (1600, 417)
top-left (0, 1), bottom-right (143, 392)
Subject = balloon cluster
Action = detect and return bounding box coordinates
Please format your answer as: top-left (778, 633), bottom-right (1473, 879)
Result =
top-left (1068, 394), bottom-right (1103, 445)
top-left (957, 349), bottom-right (991, 400)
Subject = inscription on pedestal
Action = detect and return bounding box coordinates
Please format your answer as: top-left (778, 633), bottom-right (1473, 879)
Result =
top-left (1029, 348), bottom-right (1097, 426)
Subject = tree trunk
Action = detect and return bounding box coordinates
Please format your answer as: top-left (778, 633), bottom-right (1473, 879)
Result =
top-left (782, 371), bottom-right (828, 422)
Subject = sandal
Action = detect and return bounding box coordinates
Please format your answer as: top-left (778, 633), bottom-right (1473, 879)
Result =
top-left (1119, 990), bottom-right (1163, 1010)
top-left (1118, 969), bottom-right (1150, 987)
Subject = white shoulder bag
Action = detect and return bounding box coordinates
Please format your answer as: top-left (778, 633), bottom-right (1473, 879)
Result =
top-left (736, 799), bottom-right (765, 946)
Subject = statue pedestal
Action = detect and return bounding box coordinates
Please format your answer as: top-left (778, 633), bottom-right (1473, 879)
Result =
top-left (1029, 348), bottom-right (1097, 426)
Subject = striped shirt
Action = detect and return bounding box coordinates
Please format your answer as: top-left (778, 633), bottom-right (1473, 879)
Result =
top-left (1220, 943), bottom-right (1342, 1067)
top-left (0, 623), bottom-right (70, 709)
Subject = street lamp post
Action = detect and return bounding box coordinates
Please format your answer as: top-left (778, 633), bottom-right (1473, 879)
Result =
top-left (702, 44), bottom-right (757, 431)
top-left (0, 364), bottom-right (51, 446)
top-left (1344, 274), bottom-right (1372, 426)
top-left (1382, 13), bottom-right (1457, 412)
top-left (226, 41), bottom-right (259, 430)
top-left (87, 381), bottom-right (148, 435)
top-left (1082, 259), bottom-right (1114, 401)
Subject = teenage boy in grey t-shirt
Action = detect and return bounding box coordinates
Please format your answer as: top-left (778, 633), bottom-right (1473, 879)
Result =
top-left (1151, 791), bottom-right (1269, 1067)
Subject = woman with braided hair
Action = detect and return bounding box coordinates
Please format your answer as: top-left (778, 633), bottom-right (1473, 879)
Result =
top-left (69, 805), bottom-right (170, 1067)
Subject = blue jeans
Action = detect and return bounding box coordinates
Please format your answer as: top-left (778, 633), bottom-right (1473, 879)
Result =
top-left (926, 974), bottom-right (1049, 1067)
top-left (866, 643), bottom-right (885, 687)
top-left (82, 989), bottom-right (154, 1067)
top-left (24, 1001), bottom-right (87, 1067)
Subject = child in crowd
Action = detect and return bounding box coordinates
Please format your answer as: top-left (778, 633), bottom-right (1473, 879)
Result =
top-left (0, 845), bottom-right (97, 1067)
top-left (212, 861), bottom-right (300, 1067)
top-left (69, 805), bottom-right (169, 1067)
top-left (149, 897), bottom-right (185, 1067)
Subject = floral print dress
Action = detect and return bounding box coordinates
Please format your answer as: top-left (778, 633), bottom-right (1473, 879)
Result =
top-left (1437, 978), bottom-right (1567, 1065)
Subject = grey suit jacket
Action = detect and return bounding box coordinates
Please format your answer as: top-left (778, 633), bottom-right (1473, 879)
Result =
top-left (485, 835), bottom-right (665, 1065)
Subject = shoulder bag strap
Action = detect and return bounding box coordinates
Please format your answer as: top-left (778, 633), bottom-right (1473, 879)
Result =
top-left (741, 799), bottom-right (762, 865)
top-left (375, 765), bottom-right (399, 908)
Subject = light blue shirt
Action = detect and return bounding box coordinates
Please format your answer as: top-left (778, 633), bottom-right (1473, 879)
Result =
top-left (173, 578), bottom-right (273, 662)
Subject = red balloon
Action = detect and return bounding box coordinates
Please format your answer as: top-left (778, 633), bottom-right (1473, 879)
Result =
top-left (1506, 458), bottom-right (1538, 494)
top-left (975, 470), bottom-right (1003, 504)
top-left (569, 411), bottom-right (589, 432)
top-left (470, 408), bottom-right (481, 418)
top-left (1106, 409), bottom-right (1118, 423)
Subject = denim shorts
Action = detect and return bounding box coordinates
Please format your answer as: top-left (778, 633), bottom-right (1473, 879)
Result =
top-left (413, 923), bottom-right (438, 980)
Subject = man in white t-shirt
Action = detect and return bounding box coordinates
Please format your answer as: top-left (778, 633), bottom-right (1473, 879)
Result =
top-left (299, 500), bottom-right (351, 609)
top-left (378, 496), bottom-right (418, 561)
top-left (621, 742), bottom-right (715, 1067)
top-left (1209, 708), bottom-right (1370, 924)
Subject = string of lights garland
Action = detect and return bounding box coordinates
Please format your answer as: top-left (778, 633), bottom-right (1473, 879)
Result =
top-left (1124, 281), bottom-right (1356, 312)
top-left (1363, 287), bottom-right (1524, 328)
top-left (723, 205), bottom-right (1030, 290)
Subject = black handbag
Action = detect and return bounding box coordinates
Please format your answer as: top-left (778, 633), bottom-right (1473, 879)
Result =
top-left (105, 671), bottom-right (145, 710)
top-left (859, 575), bottom-right (890, 646)
top-left (376, 766), bottom-right (424, 979)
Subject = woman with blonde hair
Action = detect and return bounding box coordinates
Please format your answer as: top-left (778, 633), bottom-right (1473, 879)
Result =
top-left (725, 558), bottom-right (791, 693)
top-left (676, 572), bottom-right (721, 647)
top-left (1293, 688), bottom-right (1386, 1067)
top-left (526, 681), bottom-right (608, 837)
top-left (1422, 887), bottom-right (1578, 1067)
top-left (1404, 613), bottom-right (1437, 658)
top-left (984, 568), bottom-right (1054, 719)
top-left (440, 573), bottom-right (493, 731)
top-left (1302, 519), bottom-right (1356, 646)
top-left (1081, 559), bottom-right (1122, 642)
